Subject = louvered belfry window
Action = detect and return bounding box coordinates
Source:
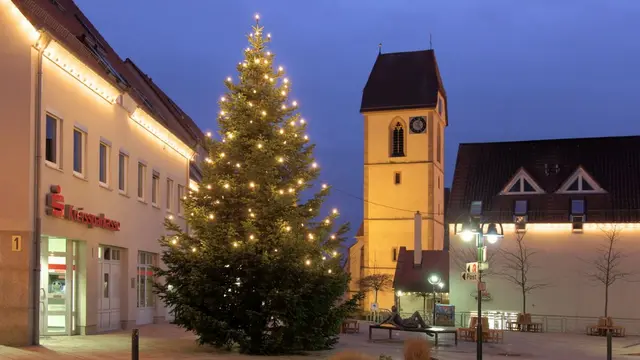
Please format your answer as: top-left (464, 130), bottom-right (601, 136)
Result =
top-left (391, 122), bottom-right (405, 157)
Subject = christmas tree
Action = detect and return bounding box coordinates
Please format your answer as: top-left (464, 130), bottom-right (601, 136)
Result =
top-left (155, 15), bottom-right (361, 355)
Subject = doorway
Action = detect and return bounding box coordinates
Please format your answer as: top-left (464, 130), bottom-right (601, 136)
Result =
top-left (39, 237), bottom-right (78, 336)
top-left (98, 246), bottom-right (122, 331)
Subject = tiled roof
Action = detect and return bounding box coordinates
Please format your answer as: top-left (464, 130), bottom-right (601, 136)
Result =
top-left (393, 247), bottom-right (449, 293)
top-left (448, 136), bottom-right (640, 223)
top-left (360, 49), bottom-right (446, 114)
top-left (11, 0), bottom-right (202, 147)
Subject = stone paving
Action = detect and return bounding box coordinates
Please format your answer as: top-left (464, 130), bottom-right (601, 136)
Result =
top-left (1, 322), bottom-right (640, 359)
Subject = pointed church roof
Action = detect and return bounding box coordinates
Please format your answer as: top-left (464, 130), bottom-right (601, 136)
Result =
top-left (360, 49), bottom-right (446, 113)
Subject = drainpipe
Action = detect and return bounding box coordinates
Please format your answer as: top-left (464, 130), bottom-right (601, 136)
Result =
top-left (30, 33), bottom-right (50, 346)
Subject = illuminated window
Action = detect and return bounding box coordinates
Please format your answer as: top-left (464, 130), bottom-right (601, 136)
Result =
top-left (137, 251), bottom-right (156, 308)
top-left (391, 122), bottom-right (405, 157)
top-left (45, 114), bottom-right (61, 167)
top-left (73, 128), bottom-right (86, 177)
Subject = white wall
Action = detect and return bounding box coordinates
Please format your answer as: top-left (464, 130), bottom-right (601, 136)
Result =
top-left (449, 223), bottom-right (640, 333)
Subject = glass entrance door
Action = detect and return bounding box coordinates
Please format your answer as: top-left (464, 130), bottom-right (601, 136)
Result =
top-left (40, 237), bottom-right (77, 336)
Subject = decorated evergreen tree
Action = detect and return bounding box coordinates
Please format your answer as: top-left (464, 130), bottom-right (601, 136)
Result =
top-left (154, 15), bottom-right (360, 355)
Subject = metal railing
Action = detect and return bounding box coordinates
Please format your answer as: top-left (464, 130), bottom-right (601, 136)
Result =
top-left (365, 310), bottom-right (640, 335)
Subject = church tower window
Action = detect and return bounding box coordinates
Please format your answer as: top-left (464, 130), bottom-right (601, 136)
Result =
top-left (391, 122), bottom-right (405, 157)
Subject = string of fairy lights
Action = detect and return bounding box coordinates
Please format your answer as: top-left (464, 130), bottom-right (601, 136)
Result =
top-left (164, 14), bottom-right (341, 273)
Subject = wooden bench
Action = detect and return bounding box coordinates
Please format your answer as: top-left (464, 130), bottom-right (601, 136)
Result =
top-left (586, 317), bottom-right (626, 337)
top-left (341, 319), bottom-right (360, 334)
top-left (369, 324), bottom-right (458, 346)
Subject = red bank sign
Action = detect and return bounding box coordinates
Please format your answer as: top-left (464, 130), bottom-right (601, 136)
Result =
top-left (46, 185), bottom-right (121, 231)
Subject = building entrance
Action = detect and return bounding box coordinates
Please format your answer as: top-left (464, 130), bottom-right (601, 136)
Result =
top-left (39, 237), bottom-right (78, 336)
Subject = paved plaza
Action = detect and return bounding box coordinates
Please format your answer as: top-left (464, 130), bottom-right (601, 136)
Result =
top-left (1, 322), bottom-right (640, 359)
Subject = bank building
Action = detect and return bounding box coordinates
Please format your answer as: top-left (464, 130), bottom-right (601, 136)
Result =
top-left (0, 0), bottom-right (205, 345)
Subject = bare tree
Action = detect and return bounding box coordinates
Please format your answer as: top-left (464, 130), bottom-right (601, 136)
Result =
top-left (358, 273), bottom-right (393, 305)
top-left (584, 225), bottom-right (631, 317)
top-left (498, 230), bottom-right (548, 314)
top-left (451, 241), bottom-right (499, 277)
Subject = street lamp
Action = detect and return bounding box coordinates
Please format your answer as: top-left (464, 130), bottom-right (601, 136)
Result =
top-left (428, 274), bottom-right (441, 325)
top-left (454, 201), bottom-right (503, 360)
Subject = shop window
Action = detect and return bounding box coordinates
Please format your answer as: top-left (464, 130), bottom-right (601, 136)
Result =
top-left (137, 251), bottom-right (156, 308)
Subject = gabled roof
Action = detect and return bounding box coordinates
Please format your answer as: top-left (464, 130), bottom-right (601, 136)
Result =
top-left (393, 247), bottom-right (449, 293)
top-left (448, 136), bottom-right (640, 223)
top-left (360, 49), bottom-right (446, 114)
top-left (556, 166), bottom-right (606, 194)
top-left (500, 167), bottom-right (545, 195)
top-left (11, 0), bottom-right (202, 147)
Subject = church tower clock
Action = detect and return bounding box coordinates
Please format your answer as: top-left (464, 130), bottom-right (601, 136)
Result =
top-left (347, 49), bottom-right (447, 309)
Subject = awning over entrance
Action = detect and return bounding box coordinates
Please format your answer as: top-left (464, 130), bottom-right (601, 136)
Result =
top-left (393, 247), bottom-right (449, 293)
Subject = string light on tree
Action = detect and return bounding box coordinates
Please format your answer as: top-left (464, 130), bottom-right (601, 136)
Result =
top-left (155, 14), bottom-right (356, 354)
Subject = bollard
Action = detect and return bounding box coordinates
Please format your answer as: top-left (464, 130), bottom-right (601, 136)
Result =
top-left (132, 328), bottom-right (139, 360)
top-left (606, 328), bottom-right (612, 360)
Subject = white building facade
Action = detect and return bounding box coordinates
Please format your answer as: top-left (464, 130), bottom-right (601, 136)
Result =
top-left (0, 0), bottom-right (203, 345)
top-left (447, 136), bottom-right (640, 334)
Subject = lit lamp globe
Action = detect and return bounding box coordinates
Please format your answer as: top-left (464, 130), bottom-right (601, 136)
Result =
top-left (459, 222), bottom-right (477, 242)
top-left (428, 274), bottom-right (440, 285)
top-left (485, 223), bottom-right (503, 244)
top-left (438, 282), bottom-right (445, 290)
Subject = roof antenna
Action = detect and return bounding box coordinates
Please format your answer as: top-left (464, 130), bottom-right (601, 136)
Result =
top-left (378, 43), bottom-right (382, 55)
top-left (429, 33), bottom-right (433, 50)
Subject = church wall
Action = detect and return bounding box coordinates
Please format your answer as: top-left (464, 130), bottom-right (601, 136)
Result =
top-left (448, 224), bottom-right (640, 333)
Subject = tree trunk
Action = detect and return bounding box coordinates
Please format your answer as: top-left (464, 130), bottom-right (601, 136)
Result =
top-left (374, 290), bottom-right (378, 304)
top-left (522, 288), bottom-right (526, 315)
top-left (604, 285), bottom-right (609, 317)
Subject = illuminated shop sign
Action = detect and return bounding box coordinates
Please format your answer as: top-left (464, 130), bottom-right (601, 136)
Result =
top-left (46, 185), bottom-right (120, 231)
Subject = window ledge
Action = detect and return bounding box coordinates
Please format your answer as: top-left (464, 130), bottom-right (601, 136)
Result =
top-left (99, 182), bottom-right (113, 191)
top-left (152, 203), bottom-right (160, 210)
top-left (119, 191), bottom-right (129, 198)
top-left (44, 161), bottom-right (63, 172)
top-left (73, 172), bottom-right (88, 181)
top-left (138, 198), bottom-right (147, 205)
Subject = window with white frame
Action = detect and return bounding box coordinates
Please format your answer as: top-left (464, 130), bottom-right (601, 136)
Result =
top-left (73, 128), bottom-right (86, 176)
top-left (152, 172), bottom-right (160, 206)
top-left (45, 114), bottom-right (61, 166)
top-left (118, 152), bottom-right (128, 193)
top-left (500, 168), bottom-right (545, 195)
top-left (99, 142), bottom-right (110, 185)
top-left (137, 162), bottom-right (146, 200)
top-left (166, 178), bottom-right (174, 212)
top-left (137, 252), bottom-right (156, 308)
top-left (177, 185), bottom-right (184, 215)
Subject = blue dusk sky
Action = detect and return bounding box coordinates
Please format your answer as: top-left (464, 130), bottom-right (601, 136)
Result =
top-left (76, 0), bottom-right (640, 239)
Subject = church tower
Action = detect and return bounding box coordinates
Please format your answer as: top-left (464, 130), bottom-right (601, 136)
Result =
top-left (348, 49), bottom-right (447, 309)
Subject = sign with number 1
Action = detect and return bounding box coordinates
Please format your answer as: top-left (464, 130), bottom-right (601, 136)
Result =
top-left (11, 235), bottom-right (22, 252)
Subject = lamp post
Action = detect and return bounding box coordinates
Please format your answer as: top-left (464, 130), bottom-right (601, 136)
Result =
top-left (455, 201), bottom-right (503, 360)
top-left (427, 274), bottom-right (440, 325)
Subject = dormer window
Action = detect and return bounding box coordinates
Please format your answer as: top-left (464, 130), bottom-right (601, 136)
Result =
top-left (500, 168), bottom-right (545, 195)
top-left (557, 167), bottom-right (605, 194)
top-left (571, 199), bottom-right (585, 232)
top-left (513, 200), bottom-right (528, 232)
